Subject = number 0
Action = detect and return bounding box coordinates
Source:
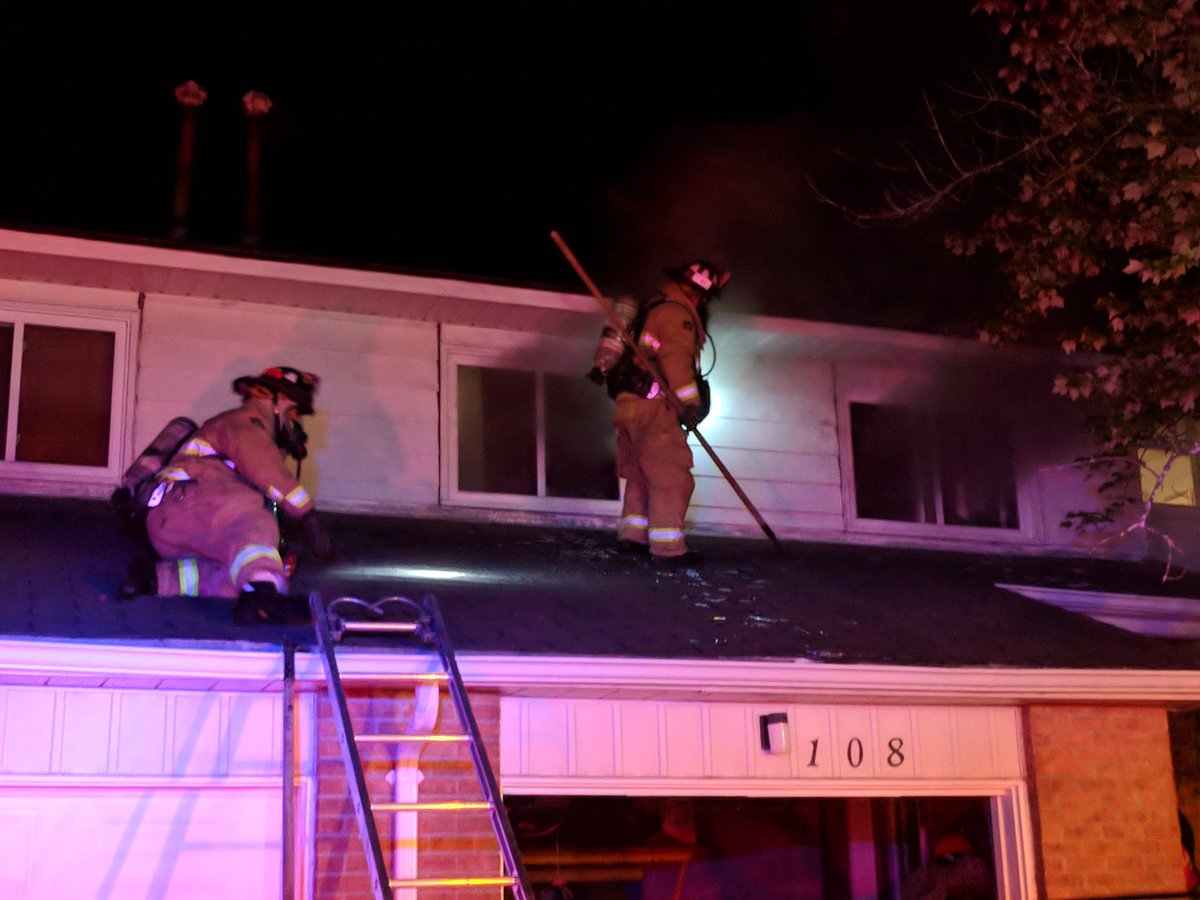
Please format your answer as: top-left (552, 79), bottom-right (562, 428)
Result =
top-left (847, 737), bottom-right (864, 768)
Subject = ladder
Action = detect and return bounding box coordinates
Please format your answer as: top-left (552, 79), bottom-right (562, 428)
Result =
top-left (305, 591), bottom-right (533, 899)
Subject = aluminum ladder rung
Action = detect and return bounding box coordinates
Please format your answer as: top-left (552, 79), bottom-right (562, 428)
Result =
top-left (355, 732), bottom-right (470, 744)
top-left (340, 620), bottom-right (422, 636)
top-left (373, 800), bottom-right (493, 812)
top-left (388, 876), bottom-right (516, 889)
top-left (342, 672), bottom-right (449, 685)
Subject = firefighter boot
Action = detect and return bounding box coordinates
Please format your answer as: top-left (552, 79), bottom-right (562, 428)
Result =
top-left (652, 550), bottom-right (704, 569)
top-left (117, 558), bottom-right (157, 601)
top-left (233, 582), bottom-right (311, 626)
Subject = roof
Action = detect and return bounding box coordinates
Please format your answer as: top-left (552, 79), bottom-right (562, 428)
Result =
top-left (6, 493), bottom-right (1200, 674)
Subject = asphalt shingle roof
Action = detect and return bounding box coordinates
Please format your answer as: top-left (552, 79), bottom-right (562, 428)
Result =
top-left (6, 493), bottom-right (1200, 670)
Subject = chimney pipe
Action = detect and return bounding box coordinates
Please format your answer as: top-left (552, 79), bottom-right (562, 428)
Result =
top-left (241, 90), bottom-right (272, 247)
top-left (170, 80), bottom-right (207, 240)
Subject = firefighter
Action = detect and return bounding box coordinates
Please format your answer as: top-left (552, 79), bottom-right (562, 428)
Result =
top-left (118, 366), bottom-right (334, 624)
top-left (605, 260), bottom-right (730, 563)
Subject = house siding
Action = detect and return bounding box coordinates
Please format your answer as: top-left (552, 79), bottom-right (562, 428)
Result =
top-left (137, 294), bottom-right (441, 512)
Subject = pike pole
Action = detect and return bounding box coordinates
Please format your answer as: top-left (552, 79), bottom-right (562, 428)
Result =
top-left (550, 231), bottom-right (783, 553)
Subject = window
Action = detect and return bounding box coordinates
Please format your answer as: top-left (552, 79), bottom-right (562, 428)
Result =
top-left (0, 304), bottom-right (133, 481)
top-left (850, 402), bottom-right (1019, 530)
top-left (1139, 447), bottom-right (1198, 506)
top-left (453, 363), bottom-right (618, 507)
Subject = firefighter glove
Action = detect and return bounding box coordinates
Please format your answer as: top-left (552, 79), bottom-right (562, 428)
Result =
top-left (301, 511), bottom-right (336, 563)
top-left (678, 405), bottom-right (702, 431)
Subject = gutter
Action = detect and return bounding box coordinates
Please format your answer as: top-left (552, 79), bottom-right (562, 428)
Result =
top-left (1, 637), bottom-right (1199, 707)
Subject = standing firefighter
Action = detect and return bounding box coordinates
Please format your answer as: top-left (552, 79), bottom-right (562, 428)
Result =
top-left (118, 366), bottom-right (334, 624)
top-left (596, 260), bottom-right (730, 563)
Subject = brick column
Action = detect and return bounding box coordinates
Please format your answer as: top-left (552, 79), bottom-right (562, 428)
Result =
top-left (1025, 705), bottom-right (1185, 898)
top-left (312, 686), bottom-right (505, 900)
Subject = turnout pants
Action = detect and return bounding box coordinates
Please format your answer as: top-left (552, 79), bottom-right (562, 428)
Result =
top-left (146, 480), bottom-right (287, 598)
top-left (613, 393), bottom-right (695, 557)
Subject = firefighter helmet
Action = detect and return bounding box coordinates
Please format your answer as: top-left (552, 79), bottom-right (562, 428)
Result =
top-left (666, 260), bottom-right (731, 297)
top-left (233, 366), bottom-right (320, 415)
top-left (932, 833), bottom-right (972, 860)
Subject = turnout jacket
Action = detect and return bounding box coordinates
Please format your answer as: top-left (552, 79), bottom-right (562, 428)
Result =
top-left (631, 293), bottom-right (706, 412)
top-left (160, 404), bottom-right (315, 518)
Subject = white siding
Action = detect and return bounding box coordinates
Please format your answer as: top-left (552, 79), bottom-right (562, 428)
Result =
top-left (501, 697), bottom-right (1024, 785)
top-left (136, 295), bottom-right (441, 512)
top-left (687, 353), bottom-right (845, 532)
top-left (0, 685), bottom-right (301, 778)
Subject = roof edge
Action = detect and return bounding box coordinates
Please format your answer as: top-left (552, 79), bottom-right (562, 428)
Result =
top-left (0, 226), bottom-right (1049, 357)
top-left (1, 638), bottom-right (1199, 706)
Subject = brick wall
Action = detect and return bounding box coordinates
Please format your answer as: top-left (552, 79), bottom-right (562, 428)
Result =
top-left (1025, 705), bottom-right (1184, 898)
top-left (1169, 707), bottom-right (1200, 863)
top-left (312, 686), bottom-right (506, 900)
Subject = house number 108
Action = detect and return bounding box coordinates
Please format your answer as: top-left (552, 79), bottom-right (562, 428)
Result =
top-left (806, 737), bottom-right (907, 768)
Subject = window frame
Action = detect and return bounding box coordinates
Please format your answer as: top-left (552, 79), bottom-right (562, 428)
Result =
top-left (837, 390), bottom-right (1036, 544)
top-left (0, 298), bottom-right (137, 489)
top-left (440, 333), bottom-right (620, 517)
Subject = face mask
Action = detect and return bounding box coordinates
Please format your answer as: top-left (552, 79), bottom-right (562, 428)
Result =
top-left (275, 414), bottom-right (309, 461)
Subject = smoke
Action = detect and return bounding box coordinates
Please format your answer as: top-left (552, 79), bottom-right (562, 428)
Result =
top-left (593, 116), bottom-right (1001, 335)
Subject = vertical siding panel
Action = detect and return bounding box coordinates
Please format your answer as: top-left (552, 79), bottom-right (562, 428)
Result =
top-left (832, 707), bottom-right (876, 778)
top-left (170, 693), bottom-right (224, 777)
top-left (499, 697), bottom-right (523, 777)
top-left (913, 707), bottom-right (955, 780)
top-left (524, 699), bottom-right (569, 777)
top-left (60, 691), bottom-right (113, 774)
top-left (873, 708), bottom-right (916, 780)
top-left (953, 708), bottom-right (1000, 779)
top-left (115, 691), bottom-right (169, 775)
top-left (990, 707), bottom-right (1025, 778)
top-left (789, 706), bottom-right (836, 778)
top-left (707, 705), bottom-right (751, 778)
top-left (226, 695), bottom-right (281, 776)
top-left (1, 689), bottom-right (55, 774)
top-left (618, 704), bottom-right (660, 777)
top-left (571, 701), bottom-right (617, 777)
top-left (663, 704), bottom-right (705, 777)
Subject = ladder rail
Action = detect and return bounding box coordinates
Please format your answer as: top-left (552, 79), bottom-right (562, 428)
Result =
top-left (423, 594), bottom-right (534, 900)
top-left (308, 592), bottom-right (392, 900)
top-left (282, 642), bottom-right (297, 900)
top-left (310, 591), bottom-right (534, 899)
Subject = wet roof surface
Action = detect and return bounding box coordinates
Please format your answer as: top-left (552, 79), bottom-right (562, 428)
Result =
top-left (6, 493), bottom-right (1200, 669)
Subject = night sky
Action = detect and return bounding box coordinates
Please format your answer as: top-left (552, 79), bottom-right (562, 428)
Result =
top-left (0, 3), bottom-right (1003, 330)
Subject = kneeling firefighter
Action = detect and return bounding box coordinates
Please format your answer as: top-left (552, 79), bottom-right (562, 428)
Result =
top-left (595, 260), bottom-right (730, 562)
top-left (120, 366), bottom-right (334, 624)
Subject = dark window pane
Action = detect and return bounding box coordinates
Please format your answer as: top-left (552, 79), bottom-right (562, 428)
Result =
top-left (545, 373), bottom-right (618, 500)
top-left (937, 413), bottom-right (1019, 529)
top-left (0, 324), bottom-right (12, 459)
top-left (457, 365), bottom-right (536, 495)
top-left (17, 325), bottom-right (114, 466)
top-left (851, 403), bottom-right (924, 522)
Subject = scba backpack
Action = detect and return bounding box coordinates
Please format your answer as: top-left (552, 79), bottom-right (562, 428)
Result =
top-left (110, 416), bottom-right (198, 520)
top-left (600, 300), bottom-right (712, 425)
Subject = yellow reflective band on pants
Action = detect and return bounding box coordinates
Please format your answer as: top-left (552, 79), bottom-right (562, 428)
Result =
top-left (176, 559), bottom-right (200, 596)
top-left (285, 484), bottom-right (311, 510)
top-left (230, 544), bottom-right (283, 586)
top-left (649, 528), bottom-right (685, 544)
